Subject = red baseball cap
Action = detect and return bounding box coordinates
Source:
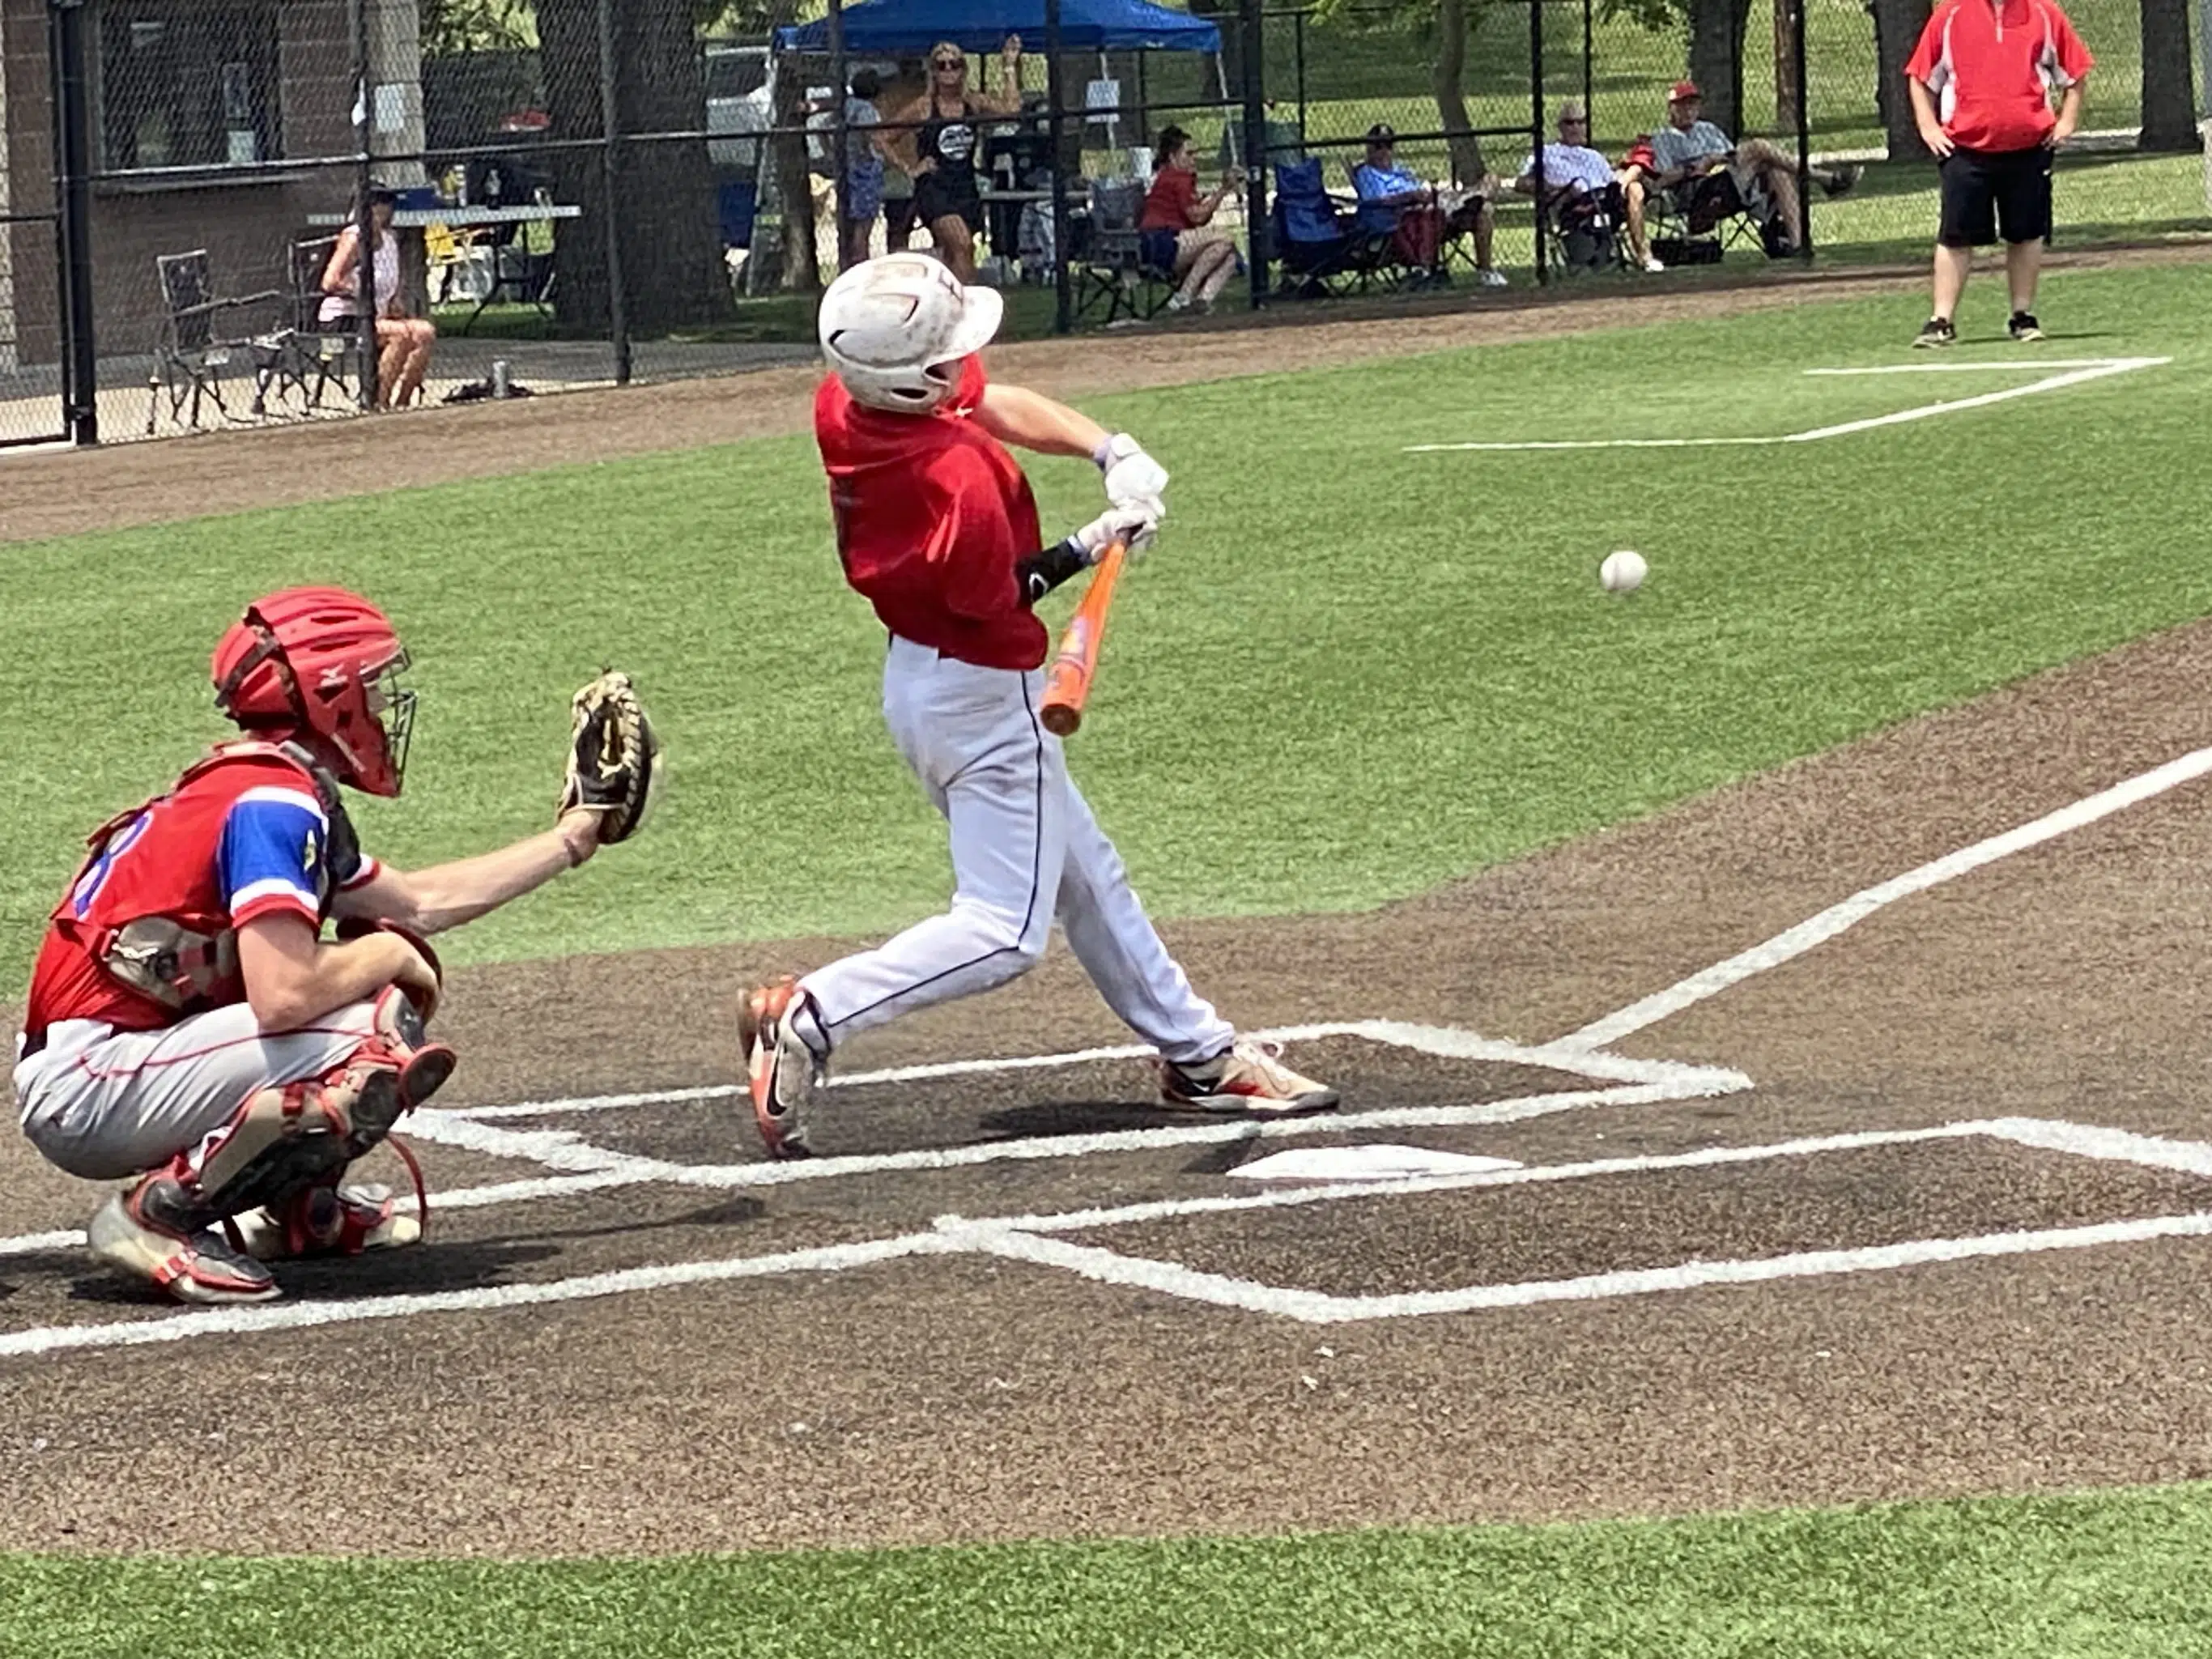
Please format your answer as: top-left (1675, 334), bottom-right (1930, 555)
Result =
top-left (1668, 80), bottom-right (1701, 102)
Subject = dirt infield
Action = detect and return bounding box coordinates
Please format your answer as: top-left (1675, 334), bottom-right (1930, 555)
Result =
top-left (5, 245), bottom-right (2204, 548)
top-left (6, 614), bottom-right (2212, 1556)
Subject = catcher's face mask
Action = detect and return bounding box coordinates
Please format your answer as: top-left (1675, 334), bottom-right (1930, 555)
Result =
top-left (359, 651), bottom-right (416, 797)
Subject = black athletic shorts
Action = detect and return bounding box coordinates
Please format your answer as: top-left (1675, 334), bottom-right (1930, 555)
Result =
top-left (914, 168), bottom-right (985, 233)
top-left (1937, 145), bottom-right (2052, 248)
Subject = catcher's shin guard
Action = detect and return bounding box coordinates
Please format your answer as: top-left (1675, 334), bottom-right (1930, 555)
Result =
top-left (188, 986), bottom-right (454, 1224)
top-left (91, 989), bottom-right (453, 1303)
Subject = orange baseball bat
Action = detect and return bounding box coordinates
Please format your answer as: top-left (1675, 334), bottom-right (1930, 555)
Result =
top-left (1039, 542), bottom-right (1126, 737)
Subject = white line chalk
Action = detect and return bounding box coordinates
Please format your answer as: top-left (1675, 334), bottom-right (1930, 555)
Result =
top-left (1556, 742), bottom-right (2212, 1053)
top-left (1405, 357), bottom-right (2167, 452)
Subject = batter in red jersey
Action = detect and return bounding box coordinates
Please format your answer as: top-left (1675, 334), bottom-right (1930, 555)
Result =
top-left (15, 587), bottom-right (631, 1304)
top-left (739, 253), bottom-right (1338, 1159)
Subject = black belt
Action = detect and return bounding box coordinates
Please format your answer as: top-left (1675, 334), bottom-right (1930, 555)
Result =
top-left (19, 1028), bottom-right (45, 1059)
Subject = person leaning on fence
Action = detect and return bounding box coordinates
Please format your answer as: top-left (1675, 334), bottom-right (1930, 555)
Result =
top-left (1138, 125), bottom-right (1244, 314)
top-left (318, 187), bottom-right (435, 410)
top-left (1904, 0), bottom-right (2091, 348)
top-left (1351, 123), bottom-right (1507, 287)
top-left (887, 36), bottom-right (1025, 282)
top-left (1512, 102), bottom-right (1653, 270)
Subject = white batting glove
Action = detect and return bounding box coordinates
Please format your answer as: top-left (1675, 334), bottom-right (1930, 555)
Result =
top-left (1072, 501), bottom-right (1159, 564)
top-left (1095, 432), bottom-right (1169, 509)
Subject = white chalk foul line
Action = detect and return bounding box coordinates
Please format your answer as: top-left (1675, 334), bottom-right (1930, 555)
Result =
top-left (1404, 356), bottom-right (2167, 452)
top-left (1557, 742), bottom-right (2212, 1054)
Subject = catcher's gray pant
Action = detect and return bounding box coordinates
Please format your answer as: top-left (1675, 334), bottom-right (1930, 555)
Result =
top-left (799, 637), bottom-right (1236, 1065)
top-left (15, 1002), bottom-right (385, 1182)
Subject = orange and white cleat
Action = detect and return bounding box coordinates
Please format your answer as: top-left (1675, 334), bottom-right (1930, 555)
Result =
top-left (1158, 1037), bottom-right (1340, 1117)
top-left (738, 976), bottom-right (823, 1159)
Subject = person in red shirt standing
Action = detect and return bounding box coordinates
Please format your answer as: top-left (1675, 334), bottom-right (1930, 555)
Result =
top-left (1904, 0), bottom-right (2092, 347)
top-left (738, 253), bottom-right (1338, 1160)
top-left (1138, 125), bottom-right (1244, 314)
top-left (14, 587), bottom-right (624, 1304)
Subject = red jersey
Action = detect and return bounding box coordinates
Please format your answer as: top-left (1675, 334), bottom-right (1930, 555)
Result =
top-left (1140, 168), bottom-right (1200, 232)
top-left (23, 745), bottom-right (381, 1037)
top-left (1907, 0), bottom-right (2092, 152)
top-left (814, 355), bottom-right (1049, 671)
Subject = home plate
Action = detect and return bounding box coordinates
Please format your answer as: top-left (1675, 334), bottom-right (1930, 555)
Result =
top-left (1230, 1144), bottom-right (1524, 1183)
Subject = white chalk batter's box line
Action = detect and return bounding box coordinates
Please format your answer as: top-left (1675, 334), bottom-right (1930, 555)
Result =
top-left (1403, 355), bottom-right (2172, 453)
top-left (11, 731), bottom-right (2212, 1359)
top-left (8, 1111), bottom-right (2212, 1356)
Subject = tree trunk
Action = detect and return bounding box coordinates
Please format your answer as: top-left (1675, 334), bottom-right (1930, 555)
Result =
top-left (1774, 0), bottom-right (1802, 133)
top-left (1432, 0), bottom-right (1488, 185)
top-left (1870, 0), bottom-right (1933, 158)
top-left (537, 0), bottom-right (733, 332)
top-left (1686, 0), bottom-right (1754, 132)
top-left (2139, 0), bottom-right (2199, 149)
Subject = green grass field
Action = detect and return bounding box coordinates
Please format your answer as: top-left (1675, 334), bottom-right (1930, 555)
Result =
top-left (6, 1485), bottom-right (2212, 1659)
top-left (5, 261), bottom-right (2210, 985)
top-left (6, 261), bottom-right (2212, 1655)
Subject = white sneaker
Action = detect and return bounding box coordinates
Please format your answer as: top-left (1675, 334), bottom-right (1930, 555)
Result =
top-left (1643, 254), bottom-right (1666, 273)
top-left (1476, 268), bottom-right (1508, 288)
top-left (1158, 1037), bottom-right (1340, 1117)
top-left (1163, 292), bottom-right (1191, 312)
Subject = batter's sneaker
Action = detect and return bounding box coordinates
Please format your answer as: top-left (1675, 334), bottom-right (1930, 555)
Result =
top-left (232, 1182), bottom-right (422, 1261)
top-left (1912, 317), bottom-right (1956, 349)
top-left (87, 1171), bottom-right (279, 1305)
top-left (2008, 310), bottom-right (2045, 341)
top-left (1159, 1038), bottom-right (1341, 1117)
top-left (740, 976), bottom-right (823, 1159)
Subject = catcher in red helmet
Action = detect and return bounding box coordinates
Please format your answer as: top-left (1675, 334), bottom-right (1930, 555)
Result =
top-left (13, 587), bottom-right (659, 1305)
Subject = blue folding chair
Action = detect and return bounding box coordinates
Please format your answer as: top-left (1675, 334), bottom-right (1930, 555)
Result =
top-left (1268, 157), bottom-right (1394, 298)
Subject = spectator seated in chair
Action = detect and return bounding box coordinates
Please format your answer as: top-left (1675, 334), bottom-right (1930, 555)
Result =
top-left (1138, 125), bottom-right (1244, 314)
top-left (1351, 122), bottom-right (1506, 287)
top-left (317, 187), bottom-right (435, 410)
top-left (1512, 101), bottom-right (1646, 270)
top-left (1621, 81), bottom-right (1862, 262)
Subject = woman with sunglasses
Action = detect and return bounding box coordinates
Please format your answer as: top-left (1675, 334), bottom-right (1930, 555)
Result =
top-left (893, 36), bottom-right (1024, 281)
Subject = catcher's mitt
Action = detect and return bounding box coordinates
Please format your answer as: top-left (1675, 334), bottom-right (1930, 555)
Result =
top-left (558, 670), bottom-right (661, 843)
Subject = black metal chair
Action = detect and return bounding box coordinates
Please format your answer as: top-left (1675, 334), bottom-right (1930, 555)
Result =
top-left (258, 237), bottom-right (366, 415)
top-left (145, 250), bottom-right (283, 434)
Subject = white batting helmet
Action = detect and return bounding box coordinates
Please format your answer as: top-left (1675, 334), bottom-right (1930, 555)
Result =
top-left (818, 253), bottom-right (1004, 413)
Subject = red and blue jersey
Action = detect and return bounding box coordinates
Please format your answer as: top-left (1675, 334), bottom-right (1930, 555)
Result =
top-left (23, 745), bottom-right (381, 1036)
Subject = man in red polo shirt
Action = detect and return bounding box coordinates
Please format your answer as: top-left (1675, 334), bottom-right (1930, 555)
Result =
top-left (1905, 0), bottom-right (2092, 347)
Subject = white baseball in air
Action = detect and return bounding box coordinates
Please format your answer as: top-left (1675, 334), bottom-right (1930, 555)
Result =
top-left (1599, 550), bottom-right (1648, 593)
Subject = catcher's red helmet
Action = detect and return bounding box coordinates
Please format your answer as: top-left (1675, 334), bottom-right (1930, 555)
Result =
top-left (211, 586), bottom-right (415, 797)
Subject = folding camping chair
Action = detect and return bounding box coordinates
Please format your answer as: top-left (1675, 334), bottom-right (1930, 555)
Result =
top-left (1539, 183), bottom-right (1630, 274)
top-left (1268, 157), bottom-right (1393, 298)
top-left (1073, 177), bottom-right (1174, 325)
top-left (145, 250), bottom-right (285, 433)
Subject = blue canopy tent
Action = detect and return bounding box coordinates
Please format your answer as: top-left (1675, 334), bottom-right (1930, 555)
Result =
top-left (758, 0), bottom-right (1233, 321)
top-left (772, 0), bottom-right (1220, 56)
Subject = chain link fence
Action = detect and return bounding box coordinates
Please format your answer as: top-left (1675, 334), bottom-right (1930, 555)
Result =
top-left (4, 0), bottom-right (2201, 447)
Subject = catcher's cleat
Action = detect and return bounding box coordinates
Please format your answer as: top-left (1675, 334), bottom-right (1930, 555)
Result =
top-left (1159, 1037), bottom-right (1341, 1117)
top-left (740, 977), bottom-right (823, 1160)
top-left (87, 1171), bottom-right (280, 1305)
top-left (232, 1180), bottom-right (423, 1261)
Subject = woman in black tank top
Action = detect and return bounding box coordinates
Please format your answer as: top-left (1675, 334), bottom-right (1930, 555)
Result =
top-left (898, 36), bottom-right (1023, 282)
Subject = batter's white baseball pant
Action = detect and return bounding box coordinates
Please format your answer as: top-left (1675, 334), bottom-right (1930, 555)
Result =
top-left (15, 1001), bottom-right (387, 1182)
top-left (800, 636), bottom-right (1235, 1064)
